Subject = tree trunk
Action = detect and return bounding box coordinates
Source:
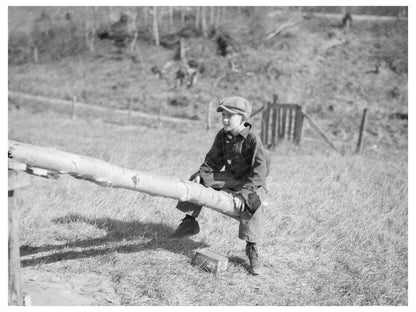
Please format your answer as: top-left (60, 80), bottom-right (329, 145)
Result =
top-left (143, 7), bottom-right (149, 30)
top-left (210, 6), bottom-right (215, 27)
top-left (201, 6), bottom-right (207, 37)
top-left (8, 140), bottom-right (240, 220)
top-left (215, 6), bottom-right (221, 28)
top-left (153, 6), bottom-right (160, 46)
top-left (181, 7), bottom-right (186, 27)
top-left (168, 6), bottom-right (174, 29)
top-left (195, 6), bottom-right (200, 30)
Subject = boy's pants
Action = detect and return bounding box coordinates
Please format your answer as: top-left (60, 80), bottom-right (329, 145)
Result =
top-left (176, 172), bottom-right (266, 243)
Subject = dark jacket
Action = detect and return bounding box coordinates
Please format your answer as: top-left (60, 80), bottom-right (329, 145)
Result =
top-left (199, 123), bottom-right (269, 203)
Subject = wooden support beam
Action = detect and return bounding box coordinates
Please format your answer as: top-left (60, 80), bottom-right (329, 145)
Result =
top-left (303, 113), bottom-right (338, 152)
top-left (8, 140), bottom-right (240, 221)
top-left (8, 170), bottom-right (30, 306)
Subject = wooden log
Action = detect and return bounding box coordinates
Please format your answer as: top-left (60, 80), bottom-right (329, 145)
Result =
top-left (303, 113), bottom-right (338, 152)
top-left (356, 108), bottom-right (368, 153)
top-left (8, 170), bottom-right (30, 306)
top-left (294, 105), bottom-right (304, 145)
top-left (8, 140), bottom-right (240, 220)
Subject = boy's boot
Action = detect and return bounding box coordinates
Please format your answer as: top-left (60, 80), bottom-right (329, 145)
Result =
top-left (245, 242), bottom-right (264, 275)
top-left (169, 214), bottom-right (200, 239)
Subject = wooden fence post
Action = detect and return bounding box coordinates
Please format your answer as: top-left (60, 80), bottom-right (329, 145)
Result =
top-left (271, 106), bottom-right (277, 146)
top-left (8, 169), bottom-right (30, 306)
top-left (207, 101), bottom-right (212, 130)
top-left (261, 102), bottom-right (271, 145)
top-left (288, 107), bottom-right (294, 140)
top-left (282, 107), bottom-right (287, 139)
top-left (153, 6), bottom-right (160, 46)
top-left (356, 108), bottom-right (368, 153)
top-left (8, 189), bottom-right (22, 306)
top-left (277, 106), bottom-right (282, 140)
top-left (33, 45), bottom-right (39, 64)
top-left (127, 97), bottom-right (133, 124)
top-left (17, 84), bottom-right (22, 107)
top-left (71, 96), bottom-right (76, 119)
top-left (294, 105), bottom-right (304, 145)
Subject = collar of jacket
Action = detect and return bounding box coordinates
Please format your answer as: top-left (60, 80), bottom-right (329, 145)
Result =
top-left (225, 122), bottom-right (252, 139)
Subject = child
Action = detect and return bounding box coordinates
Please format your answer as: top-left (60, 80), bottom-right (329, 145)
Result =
top-left (170, 96), bottom-right (269, 275)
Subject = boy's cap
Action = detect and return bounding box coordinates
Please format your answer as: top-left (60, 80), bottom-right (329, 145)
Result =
top-left (216, 96), bottom-right (252, 119)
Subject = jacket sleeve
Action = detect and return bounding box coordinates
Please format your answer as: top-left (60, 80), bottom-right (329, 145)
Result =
top-left (199, 130), bottom-right (225, 185)
top-left (238, 133), bottom-right (268, 202)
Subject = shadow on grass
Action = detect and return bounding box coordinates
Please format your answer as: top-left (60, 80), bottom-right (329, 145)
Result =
top-left (228, 256), bottom-right (250, 271)
top-left (20, 213), bottom-right (209, 267)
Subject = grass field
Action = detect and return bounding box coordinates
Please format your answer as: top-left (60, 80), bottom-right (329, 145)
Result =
top-left (8, 107), bottom-right (407, 305)
top-left (8, 6), bottom-right (408, 306)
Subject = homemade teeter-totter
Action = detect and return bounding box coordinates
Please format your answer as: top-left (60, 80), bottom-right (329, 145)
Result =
top-left (8, 140), bottom-right (242, 303)
top-left (8, 140), bottom-right (241, 220)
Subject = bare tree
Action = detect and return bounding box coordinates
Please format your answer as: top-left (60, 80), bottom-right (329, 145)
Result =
top-left (210, 6), bottom-right (215, 27)
top-left (195, 6), bottom-right (200, 30)
top-left (168, 6), bottom-right (174, 29)
top-left (215, 6), bottom-right (221, 28)
top-left (201, 6), bottom-right (207, 37)
top-left (181, 7), bottom-right (186, 27)
top-left (153, 6), bottom-right (160, 46)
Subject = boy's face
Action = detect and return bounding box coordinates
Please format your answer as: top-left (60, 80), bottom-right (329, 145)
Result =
top-left (221, 111), bottom-right (244, 133)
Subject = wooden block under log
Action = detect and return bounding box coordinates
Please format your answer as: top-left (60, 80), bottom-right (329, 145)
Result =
top-left (192, 249), bottom-right (228, 274)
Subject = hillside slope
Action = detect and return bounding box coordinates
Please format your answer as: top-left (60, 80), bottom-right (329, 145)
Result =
top-left (8, 9), bottom-right (408, 151)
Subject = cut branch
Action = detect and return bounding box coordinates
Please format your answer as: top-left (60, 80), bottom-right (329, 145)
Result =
top-left (264, 15), bottom-right (302, 41)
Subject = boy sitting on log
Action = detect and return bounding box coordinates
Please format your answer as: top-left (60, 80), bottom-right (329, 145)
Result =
top-left (170, 96), bottom-right (269, 275)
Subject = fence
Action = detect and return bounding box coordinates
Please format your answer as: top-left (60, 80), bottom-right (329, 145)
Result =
top-left (260, 95), bottom-right (304, 147)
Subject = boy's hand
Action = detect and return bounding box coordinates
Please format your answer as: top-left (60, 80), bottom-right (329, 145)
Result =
top-left (233, 195), bottom-right (245, 213)
top-left (191, 175), bottom-right (201, 184)
top-left (189, 171), bottom-right (201, 184)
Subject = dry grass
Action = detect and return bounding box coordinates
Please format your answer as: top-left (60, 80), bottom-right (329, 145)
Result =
top-left (9, 108), bottom-right (407, 305)
top-left (8, 7), bottom-right (407, 306)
